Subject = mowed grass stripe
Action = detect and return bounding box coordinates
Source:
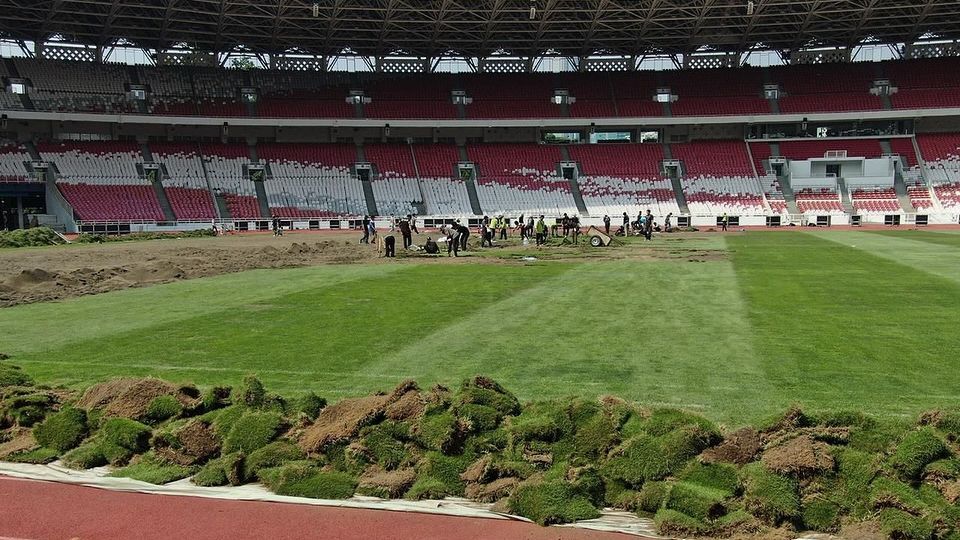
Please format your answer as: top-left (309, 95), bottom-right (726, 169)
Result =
top-left (0, 264), bottom-right (405, 355)
top-left (11, 262), bottom-right (572, 392)
top-left (729, 231), bottom-right (960, 417)
top-left (369, 251), bottom-right (773, 423)
top-left (806, 229), bottom-right (960, 285)
top-left (866, 229), bottom-right (960, 249)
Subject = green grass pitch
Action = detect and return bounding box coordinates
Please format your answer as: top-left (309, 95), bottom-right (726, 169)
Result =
top-left (2, 229), bottom-right (960, 425)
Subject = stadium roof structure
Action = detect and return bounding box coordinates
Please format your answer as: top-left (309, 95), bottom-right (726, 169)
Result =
top-left (1, 0), bottom-right (959, 60)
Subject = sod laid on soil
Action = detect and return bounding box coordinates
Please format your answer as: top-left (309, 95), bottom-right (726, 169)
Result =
top-left (3, 230), bottom-right (960, 424)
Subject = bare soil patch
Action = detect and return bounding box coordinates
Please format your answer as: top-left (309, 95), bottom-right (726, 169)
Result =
top-left (0, 232), bottom-right (377, 307)
top-left (0, 231), bottom-right (721, 307)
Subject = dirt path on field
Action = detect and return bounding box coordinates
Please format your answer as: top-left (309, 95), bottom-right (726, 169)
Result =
top-left (0, 230), bottom-right (725, 308)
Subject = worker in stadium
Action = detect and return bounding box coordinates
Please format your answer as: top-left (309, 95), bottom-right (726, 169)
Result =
top-left (360, 215), bottom-right (371, 244)
top-left (561, 213), bottom-right (570, 236)
top-left (424, 236), bottom-right (440, 254)
top-left (622, 212), bottom-right (629, 234)
top-left (444, 223), bottom-right (462, 257)
top-left (603, 214), bottom-right (611, 235)
top-left (518, 214), bottom-right (525, 239)
top-left (367, 218), bottom-right (378, 244)
top-left (664, 213), bottom-right (673, 233)
top-left (481, 217), bottom-right (493, 247)
top-left (409, 214), bottom-right (420, 234)
top-left (383, 234), bottom-right (396, 257)
top-left (458, 220), bottom-right (470, 251)
top-left (534, 215), bottom-right (547, 245)
top-left (644, 209), bottom-right (654, 240)
top-left (499, 215), bottom-right (508, 240)
top-left (272, 215), bottom-right (282, 237)
top-left (721, 213), bottom-right (729, 232)
top-left (399, 215), bottom-right (413, 249)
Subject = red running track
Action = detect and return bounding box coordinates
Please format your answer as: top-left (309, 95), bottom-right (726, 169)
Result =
top-left (0, 476), bottom-right (641, 540)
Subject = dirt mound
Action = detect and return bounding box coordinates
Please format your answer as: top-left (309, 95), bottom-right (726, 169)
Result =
top-left (76, 378), bottom-right (142, 410)
top-left (155, 421), bottom-right (220, 466)
top-left (702, 427), bottom-right (762, 465)
top-left (358, 466), bottom-right (416, 498)
top-left (298, 394), bottom-right (393, 454)
top-left (464, 477), bottom-right (520, 503)
top-left (384, 391), bottom-right (425, 421)
top-left (838, 520), bottom-right (885, 540)
top-left (761, 435), bottom-right (834, 477)
top-left (461, 455), bottom-right (493, 484)
top-left (762, 406), bottom-right (809, 434)
top-left (78, 377), bottom-right (195, 419)
top-left (14, 269), bottom-right (55, 285)
top-left (0, 428), bottom-right (35, 459)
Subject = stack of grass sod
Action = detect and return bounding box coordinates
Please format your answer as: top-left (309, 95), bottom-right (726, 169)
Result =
top-left (3, 364), bottom-right (960, 539)
top-left (0, 227), bottom-right (65, 249)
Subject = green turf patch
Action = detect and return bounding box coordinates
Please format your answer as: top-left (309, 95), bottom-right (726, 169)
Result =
top-left (99, 418), bottom-right (152, 465)
top-left (890, 428), bottom-right (949, 481)
top-left (507, 481), bottom-right (601, 526)
top-left (32, 406), bottom-right (87, 453)
top-left (108, 452), bottom-right (195, 484)
top-left (245, 440), bottom-right (305, 481)
top-left (260, 462), bottom-right (357, 499)
top-left (222, 411), bottom-right (284, 454)
top-left (740, 462), bottom-right (800, 526)
top-left (6, 446), bottom-right (59, 464)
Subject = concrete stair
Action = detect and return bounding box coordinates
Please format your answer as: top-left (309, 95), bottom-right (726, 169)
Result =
top-left (458, 144), bottom-right (483, 215)
top-left (836, 177), bottom-right (855, 214)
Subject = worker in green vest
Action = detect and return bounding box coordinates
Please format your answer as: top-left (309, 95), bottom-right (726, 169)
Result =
top-left (534, 215), bottom-right (547, 246)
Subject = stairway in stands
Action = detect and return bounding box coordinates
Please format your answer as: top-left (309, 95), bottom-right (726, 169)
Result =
top-left (768, 142), bottom-right (800, 214)
top-left (140, 143), bottom-right (176, 222)
top-left (662, 143), bottom-right (689, 214)
top-left (458, 144), bottom-right (483, 215)
top-left (249, 144), bottom-right (272, 218)
top-left (835, 176), bottom-right (855, 214)
top-left (879, 139), bottom-right (916, 212)
top-left (559, 146), bottom-right (589, 216)
top-left (356, 144), bottom-right (379, 216)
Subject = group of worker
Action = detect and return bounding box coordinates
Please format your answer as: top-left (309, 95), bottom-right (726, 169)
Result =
top-left (600, 209), bottom-right (663, 240)
top-left (361, 212), bottom-right (597, 257)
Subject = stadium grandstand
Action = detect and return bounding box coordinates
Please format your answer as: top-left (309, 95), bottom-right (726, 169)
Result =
top-left (8, 4), bottom-right (960, 540)
top-left (0, 0), bottom-right (959, 234)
